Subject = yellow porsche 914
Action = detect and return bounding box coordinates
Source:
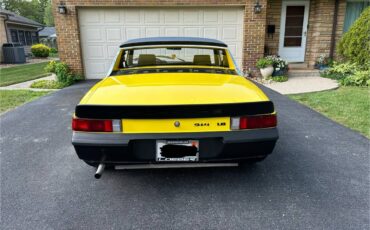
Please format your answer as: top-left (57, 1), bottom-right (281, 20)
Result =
top-left (72, 37), bottom-right (278, 177)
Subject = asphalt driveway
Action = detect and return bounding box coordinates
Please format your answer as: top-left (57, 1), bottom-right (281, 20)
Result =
top-left (1, 81), bottom-right (369, 230)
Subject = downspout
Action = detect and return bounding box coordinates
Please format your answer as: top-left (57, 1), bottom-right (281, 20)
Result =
top-left (37, 26), bottom-right (45, 33)
top-left (37, 25), bottom-right (45, 43)
top-left (329, 0), bottom-right (340, 59)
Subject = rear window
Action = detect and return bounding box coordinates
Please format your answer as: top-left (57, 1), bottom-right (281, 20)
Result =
top-left (118, 47), bottom-right (229, 68)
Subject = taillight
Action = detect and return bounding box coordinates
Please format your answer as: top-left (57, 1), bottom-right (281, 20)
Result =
top-left (72, 118), bottom-right (122, 132)
top-left (231, 114), bottom-right (277, 130)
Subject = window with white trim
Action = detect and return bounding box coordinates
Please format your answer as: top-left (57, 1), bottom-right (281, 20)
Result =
top-left (343, 0), bottom-right (370, 32)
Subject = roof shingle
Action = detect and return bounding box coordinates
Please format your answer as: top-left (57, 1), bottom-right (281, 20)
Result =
top-left (0, 8), bottom-right (44, 28)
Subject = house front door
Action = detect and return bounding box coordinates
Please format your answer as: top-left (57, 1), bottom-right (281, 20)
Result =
top-left (278, 1), bottom-right (309, 62)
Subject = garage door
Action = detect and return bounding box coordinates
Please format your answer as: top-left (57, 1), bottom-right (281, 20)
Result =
top-left (78, 7), bottom-right (244, 79)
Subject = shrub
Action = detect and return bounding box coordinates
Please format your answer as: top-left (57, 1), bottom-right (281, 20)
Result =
top-left (43, 60), bottom-right (82, 88)
top-left (54, 62), bottom-right (69, 81)
top-left (30, 80), bottom-right (65, 89)
top-left (320, 62), bottom-right (359, 80)
top-left (31, 44), bottom-right (50, 58)
top-left (54, 62), bottom-right (77, 86)
top-left (337, 7), bottom-right (370, 66)
top-left (339, 70), bottom-right (370, 86)
top-left (50, 48), bottom-right (58, 54)
top-left (271, 75), bottom-right (288, 82)
top-left (73, 74), bottom-right (84, 81)
top-left (256, 58), bottom-right (274, 69)
top-left (321, 61), bottom-right (369, 86)
top-left (44, 60), bottom-right (57, 73)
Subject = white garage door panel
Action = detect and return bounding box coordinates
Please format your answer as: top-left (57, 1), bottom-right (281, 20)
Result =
top-left (79, 7), bottom-right (244, 79)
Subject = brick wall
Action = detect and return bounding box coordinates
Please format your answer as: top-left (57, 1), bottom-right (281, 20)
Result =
top-left (264, 0), bottom-right (346, 68)
top-left (243, 0), bottom-right (267, 73)
top-left (306, 0), bottom-right (333, 67)
top-left (304, 0), bottom-right (347, 67)
top-left (52, 0), bottom-right (267, 76)
top-left (265, 0), bottom-right (281, 56)
top-left (53, 0), bottom-right (346, 75)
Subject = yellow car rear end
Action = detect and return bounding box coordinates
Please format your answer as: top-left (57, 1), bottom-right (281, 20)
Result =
top-left (71, 37), bottom-right (278, 177)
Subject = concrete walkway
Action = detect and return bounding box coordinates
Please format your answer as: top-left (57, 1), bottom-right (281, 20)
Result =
top-left (263, 75), bottom-right (339, 95)
top-left (0, 74), bottom-right (58, 91)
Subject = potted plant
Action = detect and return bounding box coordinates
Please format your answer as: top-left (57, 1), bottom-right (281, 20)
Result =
top-left (266, 55), bottom-right (288, 76)
top-left (256, 57), bottom-right (274, 78)
top-left (314, 54), bottom-right (329, 70)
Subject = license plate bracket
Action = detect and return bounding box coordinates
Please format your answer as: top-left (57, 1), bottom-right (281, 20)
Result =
top-left (156, 140), bottom-right (199, 162)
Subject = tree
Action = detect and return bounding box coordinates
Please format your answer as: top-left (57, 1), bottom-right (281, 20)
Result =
top-left (43, 0), bottom-right (54, 26)
top-left (38, 0), bottom-right (48, 24)
top-left (1, 0), bottom-right (53, 25)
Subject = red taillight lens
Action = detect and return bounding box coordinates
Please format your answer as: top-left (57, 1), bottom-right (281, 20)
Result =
top-left (240, 117), bottom-right (248, 129)
top-left (72, 118), bottom-right (113, 132)
top-left (233, 114), bottom-right (277, 130)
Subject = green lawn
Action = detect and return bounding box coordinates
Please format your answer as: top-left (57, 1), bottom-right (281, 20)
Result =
top-left (289, 87), bottom-right (370, 138)
top-left (0, 90), bottom-right (50, 113)
top-left (0, 62), bottom-right (50, 86)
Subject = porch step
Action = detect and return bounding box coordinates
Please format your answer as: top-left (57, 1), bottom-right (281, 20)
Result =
top-left (288, 69), bottom-right (320, 78)
top-left (288, 63), bottom-right (309, 69)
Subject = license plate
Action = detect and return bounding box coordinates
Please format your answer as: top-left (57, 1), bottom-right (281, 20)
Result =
top-left (156, 140), bottom-right (199, 162)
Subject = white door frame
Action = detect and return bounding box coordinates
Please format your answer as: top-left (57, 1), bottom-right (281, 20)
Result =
top-left (278, 0), bottom-right (310, 62)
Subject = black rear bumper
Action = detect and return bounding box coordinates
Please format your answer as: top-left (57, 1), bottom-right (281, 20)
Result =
top-left (72, 128), bottom-right (278, 165)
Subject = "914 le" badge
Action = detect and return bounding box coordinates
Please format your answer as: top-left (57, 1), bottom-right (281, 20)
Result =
top-left (194, 122), bottom-right (209, 127)
top-left (193, 122), bottom-right (226, 127)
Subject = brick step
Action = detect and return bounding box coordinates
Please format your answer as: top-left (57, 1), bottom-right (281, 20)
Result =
top-left (288, 63), bottom-right (309, 69)
top-left (288, 69), bottom-right (320, 77)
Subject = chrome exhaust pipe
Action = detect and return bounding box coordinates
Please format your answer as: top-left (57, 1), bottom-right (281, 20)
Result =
top-left (95, 163), bottom-right (105, 179)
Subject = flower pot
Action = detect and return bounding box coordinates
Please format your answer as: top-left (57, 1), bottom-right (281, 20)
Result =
top-left (272, 69), bottom-right (287, 76)
top-left (314, 64), bottom-right (328, 70)
top-left (260, 65), bottom-right (274, 78)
